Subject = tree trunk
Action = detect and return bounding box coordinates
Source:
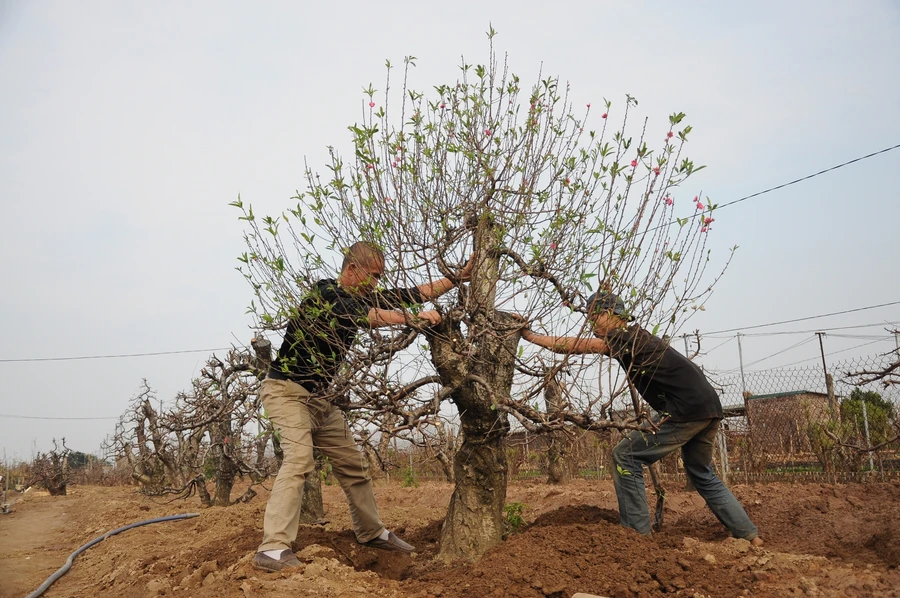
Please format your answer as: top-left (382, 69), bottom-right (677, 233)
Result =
top-left (435, 450), bottom-right (456, 484)
top-left (272, 434), bottom-right (285, 470)
top-left (544, 372), bottom-right (570, 485)
top-left (439, 407), bottom-right (509, 560)
top-left (196, 477), bottom-right (213, 507)
top-left (211, 422), bottom-right (238, 506)
top-left (433, 420), bottom-right (457, 483)
top-left (376, 415), bottom-right (400, 480)
top-left (298, 452), bottom-right (326, 523)
top-left (46, 465), bottom-right (67, 496)
top-left (432, 313), bottom-right (521, 561)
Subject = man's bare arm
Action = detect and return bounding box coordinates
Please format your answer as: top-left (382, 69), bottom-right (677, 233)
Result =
top-left (367, 308), bottom-right (441, 328)
top-left (521, 329), bottom-right (610, 354)
top-left (415, 255), bottom-right (474, 301)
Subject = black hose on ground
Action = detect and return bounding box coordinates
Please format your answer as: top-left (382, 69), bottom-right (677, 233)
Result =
top-left (25, 512), bottom-right (200, 598)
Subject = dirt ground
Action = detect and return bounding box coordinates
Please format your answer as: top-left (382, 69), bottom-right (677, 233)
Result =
top-left (2, 478), bottom-right (899, 598)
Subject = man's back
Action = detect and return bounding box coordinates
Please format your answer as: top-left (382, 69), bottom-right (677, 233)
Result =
top-left (606, 326), bottom-right (723, 421)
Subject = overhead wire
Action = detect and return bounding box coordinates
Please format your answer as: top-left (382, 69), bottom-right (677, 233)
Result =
top-left (703, 320), bottom-right (900, 338)
top-left (702, 301), bottom-right (900, 335)
top-left (0, 413), bottom-right (120, 421)
top-left (741, 336), bottom-right (818, 368)
top-left (649, 142), bottom-right (900, 234)
top-left (699, 335), bottom-right (735, 356)
top-left (748, 338), bottom-right (893, 371)
top-left (702, 143), bottom-right (900, 213)
top-left (0, 347), bottom-right (233, 364)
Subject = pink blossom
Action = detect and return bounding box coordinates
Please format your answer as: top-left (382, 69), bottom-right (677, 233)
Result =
top-left (701, 226), bottom-right (708, 233)
top-left (696, 202), bottom-right (704, 210)
top-left (440, 103), bottom-right (446, 109)
top-left (564, 178), bottom-right (571, 186)
top-left (630, 159), bottom-right (638, 168)
top-left (367, 164), bottom-right (374, 170)
top-left (664, 197), bottom-right (674, 206)
top-left (586, 103), bottom-right (591, 108)
top-left (601, 113), bottom-right (608, 119)
top-left (550, 242), bottom-right (557, 250)
top-left (693, 196), bottom-right (699, 203)
top-left (704, 216), bottom-right (715, 225)
top-left (392, 161), bottom-right (398, 168)
top-left (385, 196), bottom-right (391, 202)
top-left (653, 167), bottom-right (660, 175)
top-left (484, 129), bottom-right (492, 136)
top-left (667, 131), bottom-right (674, 139)
top-left (369, 101), bottom-right (375, 108)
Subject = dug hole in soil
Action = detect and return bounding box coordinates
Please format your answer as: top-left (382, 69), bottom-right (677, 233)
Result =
top-left (2, 478), bottom-right (899, 598)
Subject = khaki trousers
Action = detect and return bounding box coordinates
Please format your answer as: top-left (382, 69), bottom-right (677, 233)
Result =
top-left (258, 378), bottom-right (385, 552)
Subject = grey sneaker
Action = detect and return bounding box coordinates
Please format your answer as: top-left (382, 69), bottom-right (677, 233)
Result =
top-left (252, 549), bottom-right (302, 572)
top-left (363, 530), bottom-right (415, 552)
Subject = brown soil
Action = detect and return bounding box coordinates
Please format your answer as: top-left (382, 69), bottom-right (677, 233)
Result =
top-left (2, 478), bottom-right (899, 598)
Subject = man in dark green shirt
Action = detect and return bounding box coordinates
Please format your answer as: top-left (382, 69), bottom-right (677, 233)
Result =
top-left (254, 242), bottom-right (470, 572)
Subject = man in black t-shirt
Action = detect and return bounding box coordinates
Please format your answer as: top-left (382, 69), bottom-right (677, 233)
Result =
top-left (519, 291), bottom-right (762, 545)
top-left (253, 242), bottom-right (471, 572)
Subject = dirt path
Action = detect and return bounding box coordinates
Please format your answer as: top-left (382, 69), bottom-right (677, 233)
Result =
top-left (0, 490), bottom-right (78, 598)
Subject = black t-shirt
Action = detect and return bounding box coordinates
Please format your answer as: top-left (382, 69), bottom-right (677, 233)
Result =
top-left (269, 279), bottom-right (424, 392)
top-left (605, 326), bottom-right (723, 422)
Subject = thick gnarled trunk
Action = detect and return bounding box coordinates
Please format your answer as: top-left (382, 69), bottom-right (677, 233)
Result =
top-left (439, 398), bottom-right (510, 560)
top-left (431, 215), bottom-right (521, 560)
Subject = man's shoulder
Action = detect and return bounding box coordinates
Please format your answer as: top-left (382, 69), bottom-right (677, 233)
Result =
top-left (312, 278), bottom-right (338, 291)
top-left (606, 324), bottom-right (644, 347)
top-left (310, 278), bottom-right (370, 314)
top-left (307, 278), bottom-right (343, 300)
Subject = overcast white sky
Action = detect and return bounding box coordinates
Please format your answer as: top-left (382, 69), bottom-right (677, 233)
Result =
top-left (1, 1), bottom-right (899, 461)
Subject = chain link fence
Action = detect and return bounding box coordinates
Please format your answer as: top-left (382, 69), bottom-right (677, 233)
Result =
top-left (705, 353), bottom-right (900, 482)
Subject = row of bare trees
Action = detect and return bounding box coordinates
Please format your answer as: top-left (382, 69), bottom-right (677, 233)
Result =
top-left (102, 338), bottom-right (452, 509)
top-left (104, 344), bottom-right (274, 507)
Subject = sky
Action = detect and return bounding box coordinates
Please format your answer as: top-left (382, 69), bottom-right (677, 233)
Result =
top-left (1, 1), bottom-right (899, 462)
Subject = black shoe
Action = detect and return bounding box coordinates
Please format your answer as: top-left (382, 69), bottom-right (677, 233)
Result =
top-left (252, 549), bottom-right (302, 572)
top-left (363, 531), bottom-right (415, 552)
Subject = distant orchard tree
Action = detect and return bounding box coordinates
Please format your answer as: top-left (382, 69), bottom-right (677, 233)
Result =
top-left (841, 388), bottom-right (896, 446)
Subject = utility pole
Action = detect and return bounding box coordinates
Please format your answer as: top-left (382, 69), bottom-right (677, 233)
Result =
top-left (816, 332), bottom-right (838, 412)
top-left (815, 332), bottom-right (828, 382)
top-left (737, 333), bottom-right (747, 396)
